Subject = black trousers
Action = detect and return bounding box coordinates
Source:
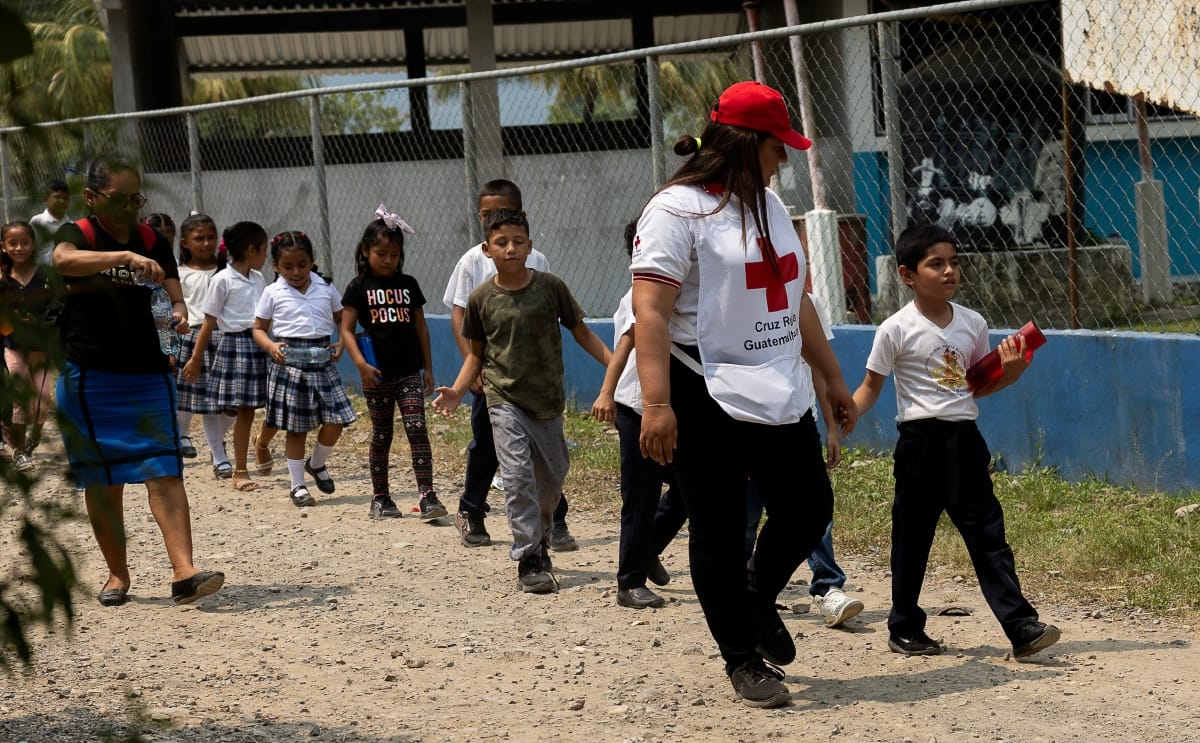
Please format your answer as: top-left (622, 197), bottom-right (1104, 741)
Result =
top-left (614, 403), bottom-right (687, 589)
top-left (669, 351), bottom-right (832, 670)
top-left (459, 390), bottom-right (568, 523)
top-left (889, 418), bottom-right (1037, 643)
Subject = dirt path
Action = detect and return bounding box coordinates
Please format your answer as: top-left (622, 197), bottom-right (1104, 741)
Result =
top-left (3, 434), bottom-right (1199, 742)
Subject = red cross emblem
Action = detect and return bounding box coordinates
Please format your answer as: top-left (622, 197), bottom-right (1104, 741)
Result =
top-left (745, 237), bottom-right (798, 312)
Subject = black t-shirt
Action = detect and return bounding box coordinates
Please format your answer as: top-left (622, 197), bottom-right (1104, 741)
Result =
top-left (341, 272), bottom-right (427, 376)
top-left (0, 267), bottom-right (59, 352)
top-left (55, 218), bottom-right (179, 373)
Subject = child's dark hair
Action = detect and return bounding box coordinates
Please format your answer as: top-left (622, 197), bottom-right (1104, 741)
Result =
top-left (178, 213), bottom-right (225, 270)
top-left (143, 213), bottom-right (175, 241)
top-left (1, 221), bottom-right (34, 276)
top-left (895, 224), bottom-right (956, 271)
top-left (46, 178), bottom-right (68, 195)
top-left (479, 179), bottom-right (522, 210)
top-left (355, 218), bottom-right (407, 276)
top-left (223, 221), bottom-right (268, 262)
top-left (623, 220), bottom-right (637, 259)
top-left (483, 209), bottom-right (529, 238)
top-left (272, 231), bottom-right (331, 282)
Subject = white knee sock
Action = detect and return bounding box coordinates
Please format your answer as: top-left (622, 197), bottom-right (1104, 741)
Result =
top-left (177, 412), bottom-right (193, 442)
top-left (310, 442), bottom-right (333, 470)
top-left (287, 458), bottom-right (306, 489)
top-left (202, 415), bottom-right (228, 465)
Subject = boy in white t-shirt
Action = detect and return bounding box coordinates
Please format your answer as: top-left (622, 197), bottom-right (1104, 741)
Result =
top-left (29, 178), bottom-right (70, 264)
top-left (852, 224), bottom-right (1060, 659)
top-left (442, 179), bottom-right (575, 550)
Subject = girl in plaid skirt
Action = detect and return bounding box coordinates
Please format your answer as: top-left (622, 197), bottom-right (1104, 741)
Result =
top-left (252, 231), bottom-right (356, 507)
top-left (182, 221), bottom-right (271, 492)
top-left (172, 213), bottom-right (234, 476)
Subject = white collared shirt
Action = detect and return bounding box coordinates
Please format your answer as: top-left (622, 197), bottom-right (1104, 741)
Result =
top-left (255, 273), bottom-right (341, 338)
top-left (201, 266), bottom-right (267, 332)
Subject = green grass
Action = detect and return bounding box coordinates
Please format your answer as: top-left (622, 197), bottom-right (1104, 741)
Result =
top-left (424, 407), bottom-right (1200, 620)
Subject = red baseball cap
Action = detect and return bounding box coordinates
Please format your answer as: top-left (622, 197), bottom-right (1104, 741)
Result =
top-left (710, 81), bottom-right (812, 150)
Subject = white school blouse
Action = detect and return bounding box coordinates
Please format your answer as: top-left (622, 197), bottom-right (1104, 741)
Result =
top-left (201, 266), bottom-right (266, 333)
top-left (254, 273), bottom-right (341, 338)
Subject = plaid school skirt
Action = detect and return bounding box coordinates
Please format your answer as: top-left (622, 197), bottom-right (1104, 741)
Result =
top-left (175, 327), bottom-right (222, 414)
top-left (210, 329), bottom-right (268, 413)
top-left (264, 337), bottom-right (356, 433)
top-left (57, 361), bottom-right (182, 487)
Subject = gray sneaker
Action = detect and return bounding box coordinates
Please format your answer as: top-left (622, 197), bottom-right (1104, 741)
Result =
top-left (369, 495), bottom-right (403, 519)
top-left (549, 522), bottom-right (578, 552)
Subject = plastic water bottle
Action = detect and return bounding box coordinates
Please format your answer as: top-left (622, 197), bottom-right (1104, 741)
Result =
top-left (966, 321), bottom-right (1046, 390)
top-left (146, 282), bottom-right (182, 357)
top-left (282, 345), bottom-right (333, 365)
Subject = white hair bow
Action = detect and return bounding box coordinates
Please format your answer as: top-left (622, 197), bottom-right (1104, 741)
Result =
top-left (375, 203), bottom-right (414, 234)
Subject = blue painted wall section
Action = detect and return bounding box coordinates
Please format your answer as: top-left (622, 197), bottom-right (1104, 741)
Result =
top-left (339, 317), bottom-right (1197, 494)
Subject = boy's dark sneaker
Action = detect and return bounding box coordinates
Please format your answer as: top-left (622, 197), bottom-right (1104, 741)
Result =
top-left (549, 521), bottom-right (578, 551)
top-left (369, 495), bottom-right (403, 519)
top-left (455, 510), bottom-right (491, 546)
top-left (748, 583), bottom-right (794, 666)
top-left (728, 659), bottom-right (790, 708)
top-left (419, 493), bottom-right (448, 521)
top-left (888, 631), bottom-right (944, 656)
top-left (517, 552), bottom-right (557, 594)
top-left (1012, 621), bottom-right (1061, 658)
top-left (647, 556), bottom-right (671, 587)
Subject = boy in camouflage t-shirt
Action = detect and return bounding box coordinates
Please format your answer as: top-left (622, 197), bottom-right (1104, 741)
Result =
top-left (433, 210), bottom-right (611, 593)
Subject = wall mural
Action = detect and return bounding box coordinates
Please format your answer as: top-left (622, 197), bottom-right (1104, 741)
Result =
top-left (899, 39), bottom-right (1066, 251)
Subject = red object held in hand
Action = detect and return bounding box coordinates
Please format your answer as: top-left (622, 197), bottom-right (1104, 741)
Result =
top-left (966, 321), bottom-right (1046, 390)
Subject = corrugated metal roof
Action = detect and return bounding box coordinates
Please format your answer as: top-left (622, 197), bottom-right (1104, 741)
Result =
top-left (178, 6), bottom-right (743, 77)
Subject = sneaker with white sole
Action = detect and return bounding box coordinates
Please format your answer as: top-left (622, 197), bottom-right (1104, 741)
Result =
top-left (728, 659), bottom-right (790, 708)
top-left (814, 587), bottom-right (864, 628)
top-left (12, 450), bottom-right (35, 472)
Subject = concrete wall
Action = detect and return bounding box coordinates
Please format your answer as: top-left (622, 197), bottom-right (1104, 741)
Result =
top-left (342, 316), bottom-right (1197, 494)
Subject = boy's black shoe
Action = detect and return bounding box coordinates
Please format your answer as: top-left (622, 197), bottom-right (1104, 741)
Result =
top-left (616, 586), bottom-right (666, 609)
top-left (728, 659), bottom-right (790, 709)
top-left (1012, 621), bottom-right (1061, 658)
top-left (419, 493), bottom-right (448, 521)
top-left (549, 521), bottom-right (578, 551)
top-left (455, 510), bottom-right (491, 547)
top-left (647, 556), bottom-right (671, 587)
top-left (517, 552), bottom-right (557, 594)
top-left (888, 631), bottom-right (944, 656)
top-left (369, 495), bottom-right (403, 519)
top-left (748, 583), bottom-right (795, 666)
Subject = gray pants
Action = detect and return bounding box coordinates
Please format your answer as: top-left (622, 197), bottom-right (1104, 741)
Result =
top-left (488, 404), bottom-right (570, 561)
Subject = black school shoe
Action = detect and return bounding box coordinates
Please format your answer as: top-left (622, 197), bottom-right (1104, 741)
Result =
top-left (888, 630), bottom-right (944, 656)
top-left (728, 659), bottom-right (790, 709)
top-left (647, 556), bottom-right (671, 587)
top-left (1012, 621), bottom-right (1061, 658)
top-left (304, 458), bottom-right (336, 494)
top-left (171, 571), bottom-right (225, 605)
top-left (748, 584), bottom-right (795, 666)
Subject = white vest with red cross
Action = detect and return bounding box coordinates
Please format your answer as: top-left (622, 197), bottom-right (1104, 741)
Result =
top-left (630, 183), bottom-right (815, 425)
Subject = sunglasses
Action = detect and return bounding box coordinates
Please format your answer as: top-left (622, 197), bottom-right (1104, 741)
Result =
top-left (95, 190), bottom-right (147, 210)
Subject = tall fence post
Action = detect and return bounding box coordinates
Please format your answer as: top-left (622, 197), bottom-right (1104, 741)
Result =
top-left (309, 94), bottom-right (332, 280)
top-left (877, 20), bottom-right (907, 247)
top-left (647, 55), bottom-right (665, 189)
top-left (462, 80), bottom-right (478, 240)
top-left (0, 133), bottom-right (11, 223)
top-left (187, 112), bottom-right (204, 214)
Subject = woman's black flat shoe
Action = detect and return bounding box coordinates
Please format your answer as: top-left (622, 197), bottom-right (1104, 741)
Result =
top-left (97, 587), bottom-right (129, 607)
top-left (171, 570), bottom-right (225, 605)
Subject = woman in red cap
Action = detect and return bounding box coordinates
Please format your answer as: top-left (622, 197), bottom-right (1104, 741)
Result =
top-left (629, 81), bottom-right (858, 708)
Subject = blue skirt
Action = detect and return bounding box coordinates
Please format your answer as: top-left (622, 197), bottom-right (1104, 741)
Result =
top-left (57, 361), bottom-right (183, 487)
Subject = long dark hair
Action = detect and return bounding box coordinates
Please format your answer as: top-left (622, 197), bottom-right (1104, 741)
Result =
top-left (659, 122), bottom-right (778, 274)
top-left (1, 221), bottom-right (35, 277)
top-left (354, 219), bottom-right (407, 277)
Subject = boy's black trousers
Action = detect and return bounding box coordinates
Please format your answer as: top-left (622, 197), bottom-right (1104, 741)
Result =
top-left (889, 418), bottom-right (1038, 644)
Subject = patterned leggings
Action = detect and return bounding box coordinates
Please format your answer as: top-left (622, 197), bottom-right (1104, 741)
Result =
top-left (364, 372), bottom-right (434, 498)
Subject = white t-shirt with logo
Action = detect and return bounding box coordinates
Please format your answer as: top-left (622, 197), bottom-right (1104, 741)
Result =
top-left (865, 300), bottom-right (990, 422)
top-left (630, 183), bottom-right (814, 424)
top-left (442, 242), bottom-right (550, 310)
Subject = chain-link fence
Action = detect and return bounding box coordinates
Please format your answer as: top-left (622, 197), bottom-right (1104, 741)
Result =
top-left (1, 0), bottom-right (1198, 333)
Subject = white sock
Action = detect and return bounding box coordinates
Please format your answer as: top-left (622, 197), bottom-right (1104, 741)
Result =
top-left (310, 442), bottom-right (333, 470)
top-left (287, 458), bottom-right (306, 489)
top-left (202, 415), bottom-right (228, 465)
top-left (220, 413), bottom-right (235, 438)
top-left (177, 412), bottom-right (193, 442)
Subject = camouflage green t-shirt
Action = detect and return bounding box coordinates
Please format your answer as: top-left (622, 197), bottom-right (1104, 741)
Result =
top-left (462, 270), bottom-right (585, 420)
